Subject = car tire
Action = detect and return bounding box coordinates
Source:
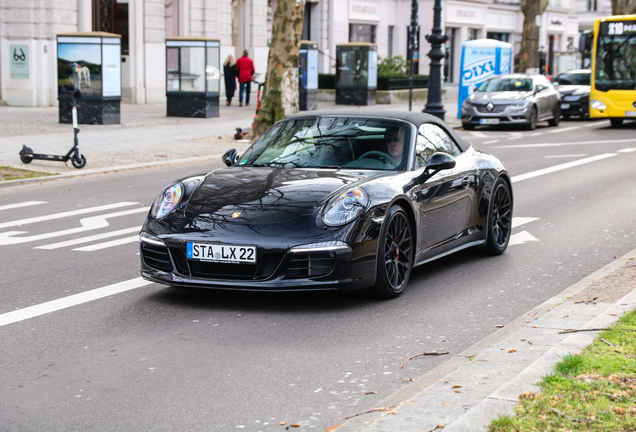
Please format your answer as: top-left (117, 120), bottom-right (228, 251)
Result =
top-left (372, 205), bottom-right (414, 299)
top-left (610, 118), bottom-right (624, 127)
top-left (526, 107), bottom-right (538, 130)
top-left (484, 178), bottom-right (513, 256)
top-left (548, 105), bottom-right (561, 126)
top-left (462, 123), bottom-right (475, 130)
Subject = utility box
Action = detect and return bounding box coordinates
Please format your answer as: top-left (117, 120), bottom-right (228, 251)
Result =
top-left (299, 41), bottom-right (319, 111)
top-left (457, 39), bottom-right (512, 118)
top-left (166, 37), bottom-right (221, 118)
top-left (335, 43), bottom-right (377, 106)
top-left (57, 32), bottom-right (122, 124)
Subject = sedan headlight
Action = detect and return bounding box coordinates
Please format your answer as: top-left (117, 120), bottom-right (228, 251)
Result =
top-left (150, 183), bottom-right (183, 219)
top-left (322, 188), bottom-right (368, 227)
top-left (590, 99), bottom-right (607, 110)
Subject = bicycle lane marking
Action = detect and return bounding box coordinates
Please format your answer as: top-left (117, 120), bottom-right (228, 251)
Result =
top-left (0, 278), bottom-right (154, 328)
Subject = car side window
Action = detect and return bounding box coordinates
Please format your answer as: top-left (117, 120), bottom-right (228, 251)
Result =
top-left (416, 123), bottom-right (461, 168)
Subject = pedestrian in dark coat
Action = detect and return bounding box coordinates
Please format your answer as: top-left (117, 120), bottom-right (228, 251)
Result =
top-left (223, 55), bottom-right (239, 106)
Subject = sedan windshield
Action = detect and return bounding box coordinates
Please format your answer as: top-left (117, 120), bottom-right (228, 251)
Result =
top-left (554, 73), bottom-right (590, 85)
top-left (477, 77), bottom-right (533, 92)
top-left (238, 117), bottom-right (412, 171)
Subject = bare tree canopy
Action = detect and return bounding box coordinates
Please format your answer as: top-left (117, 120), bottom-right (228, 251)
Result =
top-left (611, 0), bottom-right (636, 14)
top-left (251, 0), bottom-right (306, 138)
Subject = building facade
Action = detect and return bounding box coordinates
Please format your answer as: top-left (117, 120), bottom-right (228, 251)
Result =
top-left (0, 0), bottom-right (581, 107)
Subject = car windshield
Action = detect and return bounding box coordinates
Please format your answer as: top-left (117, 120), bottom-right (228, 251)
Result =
top-left (554, 73), bottom-right (590, 85)
top-left (238, 117), bottom-right (412, 171)
top-left (477, 77), bottom-right (533, 92)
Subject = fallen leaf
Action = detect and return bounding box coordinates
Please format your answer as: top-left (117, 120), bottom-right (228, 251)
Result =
top-left (615, 407), bottom-right (625, 415)
top-left (508, 349), bottom-right (517, 353)
top-left (495, 324), bottom-right (504, 328)
top-left (500, 347), bottom-right (505, 350)
top-left (455, 390), bottom-right (462, 393)
top-left (533, 325), bottom-right (538, 328)
top-left (325, 426), bottom-right (341, 432)
top-left (365, 391), bottom-right (379, 394)
top-left (611, 312), bottom-right (618, 316)
top-left (520, 392), bottom-right (537, 399)
top-left (290, 423), bottom-right (301, 427)
top-left (451, 384), bottom-right (462, 388)
top-left (280, 421), bottom-right (286, 425)
top-left (526, 320), bottom-right (530, 323)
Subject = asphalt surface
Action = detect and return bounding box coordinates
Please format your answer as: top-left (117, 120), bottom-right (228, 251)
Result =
top-left (1, 94), bottom-right (636, 431)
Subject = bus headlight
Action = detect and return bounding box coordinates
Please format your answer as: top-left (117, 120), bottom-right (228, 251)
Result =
top-left (590, 100), bottom-right (607, 110)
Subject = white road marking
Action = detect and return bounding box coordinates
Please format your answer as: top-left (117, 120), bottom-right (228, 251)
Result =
top-left (0, 207), bottom-right (149, 245)
top-left (547, 126), bottom-right (579, 134)
top-left (469, 131), bottom-right (489, 138)
top-left (585, 120), bottom-right (610, 127)
top-left (0, 202), bottom-right (138, 229)
top-left (483, 140), bottom-right (500, 144)
top-left (36, 226), bottom-right (142, 249)
top-left (618, 148), bottom-right (636, 153)
top-left (529, 132), bottom-right (543, 136)
top-left (509, 230), bottom-right (539, 246)
top-left (511, 153), bottom-right (618, 183)
top-left (0, 278), bottom-right (153, 328)
top-left (512, 217), bottom-right (539, 228)
top-left (494, 138), bottom-right (636, 149)
top-left (0, 201), bottom-right (48, 212)
top-left (545, 154), bottom-right (587, 158)
top-left (73, 235), bottom-right (139, 251)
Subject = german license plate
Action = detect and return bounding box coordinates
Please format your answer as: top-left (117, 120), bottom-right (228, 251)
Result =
top-left (626, 111), bottom-right (636, 116)
top-left (187, 243), bottom-right (256, 264)
top-left (479, 118), bottom-right (500, 125)
top-left (561, 103), bottom-right (570, 109)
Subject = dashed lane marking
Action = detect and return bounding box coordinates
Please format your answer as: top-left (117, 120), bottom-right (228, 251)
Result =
top-left (36, 226), bottom-right (142, 250)
top-left (511, 153), bottom-right (618, 183)
top-left (469, 131), bottom-right (489, 138)
top-left (547, 126), bottom-right (579, 134)
top-left (494, 138), bottom-right (636, 149)
top-left (618, 148), bottom-right (636, 153)
top-left (73, 235), bottom-right (139, 251)
top-left (0, 278), bottom-right (153, 328)
top-left (0, 201), bottom-right (47, 212)
top-left (483, 140), bottom-right (499, 144)
top-left (509, 231), bottom-right (539, 246)
top-left (545, 154), bottom-right (588, 158)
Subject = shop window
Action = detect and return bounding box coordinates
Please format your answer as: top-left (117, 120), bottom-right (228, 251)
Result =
top-left (349, 24), bottom-right (376, 43)
top-left (468, 28), bottom-right (480, 41)
top-left (486, 32), bottom-right (509, 43)
top-left (388, 26), bottom-right (394, 57)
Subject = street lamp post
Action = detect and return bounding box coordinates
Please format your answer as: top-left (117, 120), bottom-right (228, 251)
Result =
top-left (423, 0), bottom-right (449, 120)
top-left (408, 0), bottom-right (419, 112)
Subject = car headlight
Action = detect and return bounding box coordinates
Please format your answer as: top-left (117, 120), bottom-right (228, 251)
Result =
top-left (150, 183), bottom-right (183, 219)
top-left (322, 188), bottom-right (368, 227)
top-left (590, 99), bottom-right (607, 110)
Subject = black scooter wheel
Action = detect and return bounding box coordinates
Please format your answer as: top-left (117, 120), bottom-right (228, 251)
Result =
top-left (72, 155), bottom-right (87, 169)
top-left (20, 153), bottom-right (33, 164)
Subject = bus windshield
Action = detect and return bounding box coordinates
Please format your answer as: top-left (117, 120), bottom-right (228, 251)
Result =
top-left (594, 22), bottom-right (636, 91)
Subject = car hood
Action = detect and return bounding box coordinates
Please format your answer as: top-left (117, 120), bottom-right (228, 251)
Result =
top-left (470, 91), bottom-right (531, 104)
top-left (557, 85), bottom-right (588, 95)
top-left (183, 166), bottom-right (377, 225)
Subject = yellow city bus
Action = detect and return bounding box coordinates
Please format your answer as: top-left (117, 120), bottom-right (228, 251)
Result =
top-left (588, 15), bottom-right (636, 127)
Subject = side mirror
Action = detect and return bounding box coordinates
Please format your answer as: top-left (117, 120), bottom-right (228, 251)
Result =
top-left (222, 149), bottom-right (240, 167)
top-left (535, 85), bottom-right (545, 93)
top-left (552, 81), bottom-right (560, 87)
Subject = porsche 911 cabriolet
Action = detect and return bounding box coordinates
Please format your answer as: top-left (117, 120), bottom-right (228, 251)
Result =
top-left (140, 110), bottom-right (513, 298)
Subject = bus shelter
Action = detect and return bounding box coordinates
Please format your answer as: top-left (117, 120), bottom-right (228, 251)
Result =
top-left (299, 41), bottom-right (318, 111)
top-left (56, 32), bottom-right (122, 124)
top-left (335, 43), bottom-right (377, 106)
top-left (166, 37), bottom-right (221, 118)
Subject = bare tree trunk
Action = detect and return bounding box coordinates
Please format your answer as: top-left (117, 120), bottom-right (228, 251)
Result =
top-left (611, 0), bottom-right (636, 14)
top-left (518, 0), bottom-right (548, 73)
top-left (251, 0), bottom-right (305, 138)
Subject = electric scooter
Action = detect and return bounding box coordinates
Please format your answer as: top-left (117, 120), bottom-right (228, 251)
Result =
top-left (234, 79), bottom-right (265, 140)
top-left (19, 89), bottom-right (87, 169)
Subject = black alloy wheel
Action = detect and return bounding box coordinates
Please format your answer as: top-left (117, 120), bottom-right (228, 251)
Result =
top-left (484, 178), bottom-right (513, 255)
top-left (526, 107), bottom-right (538, 130)
top-left (372, 205), bottom-right (414, 298)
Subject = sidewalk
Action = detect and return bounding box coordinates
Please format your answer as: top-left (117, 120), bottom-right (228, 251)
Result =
top-left (0, 86), bottom-right (460, 175)
top-left (334, 249), bottom-right (636, 432)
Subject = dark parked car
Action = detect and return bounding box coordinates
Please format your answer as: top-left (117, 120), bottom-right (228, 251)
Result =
top-left (461, 74), bottom-right (561, 130)
top-left (140, 111), bottom-right (513, 298)
top-left (552, 69), bottom-right (591, 119)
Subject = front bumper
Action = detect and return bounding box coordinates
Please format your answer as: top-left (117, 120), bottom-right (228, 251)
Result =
top-left (560, 94), bottom-right (589, 117)
top-left (461, 103), bottom-right (531, 126)
top-left (139, 219), bottom-right (381, 292)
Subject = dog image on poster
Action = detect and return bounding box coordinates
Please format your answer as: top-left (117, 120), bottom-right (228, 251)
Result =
top-left (57, 43), bottom-right (102, 95)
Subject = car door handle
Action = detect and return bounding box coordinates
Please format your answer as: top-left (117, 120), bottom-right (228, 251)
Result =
top-left (462, 176), bottom-right (471, 187)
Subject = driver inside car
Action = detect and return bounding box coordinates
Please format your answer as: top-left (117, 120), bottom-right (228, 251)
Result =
top-left (384, 126), bottom-right (406, 168)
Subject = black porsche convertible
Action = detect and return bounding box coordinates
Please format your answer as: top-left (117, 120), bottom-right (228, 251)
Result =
top-left (140, 110), bottom-right (512, 298)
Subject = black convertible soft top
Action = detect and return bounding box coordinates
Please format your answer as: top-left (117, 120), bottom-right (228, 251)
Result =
top-left (284, 109), bottom-right (471, 152)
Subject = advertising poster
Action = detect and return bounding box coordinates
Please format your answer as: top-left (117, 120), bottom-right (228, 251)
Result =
top-left (102, 44), bottom-right (121, 97)
top-left (368, 49), bottom-right (377, 88)
top-left (10, 45), bottom-right (29, 79)
top-left (307, 48), bottom-right (318, 90)
top-left (57, 43), bottom-right (102, 96)
top-left (299, 49), bottom-right (308, 90)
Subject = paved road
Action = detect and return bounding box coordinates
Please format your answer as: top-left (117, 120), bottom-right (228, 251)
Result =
top-left (0, 118), bottom-right (635, 431)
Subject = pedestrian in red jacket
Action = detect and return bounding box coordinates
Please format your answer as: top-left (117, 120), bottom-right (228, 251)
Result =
top-left (236, 50), bottom-right (255, 107)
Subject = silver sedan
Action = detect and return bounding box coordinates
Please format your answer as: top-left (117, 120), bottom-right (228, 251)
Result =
top-left (461, 74), bottom-right (561, 130)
